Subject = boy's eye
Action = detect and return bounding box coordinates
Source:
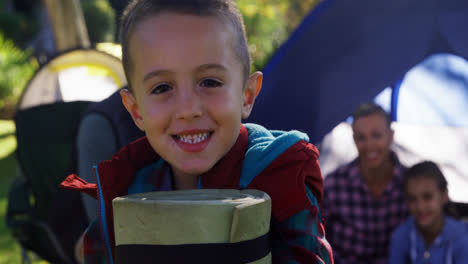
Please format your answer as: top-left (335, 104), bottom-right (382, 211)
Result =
top-left (151, 83), bottom-right (172, 94)
top-left (200, 78), bottom-right (222, 88)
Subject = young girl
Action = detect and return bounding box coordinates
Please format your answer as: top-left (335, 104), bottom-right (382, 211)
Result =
top-left (389, 161), bottom-right (468, 264)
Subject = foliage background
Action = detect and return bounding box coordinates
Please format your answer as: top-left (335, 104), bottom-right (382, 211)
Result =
top-left (82, 0), bottom-right (116, 44)
top-left (0, 33), bottom-right (38, 109)
top-left (239, 0), bottom-right (319, 71)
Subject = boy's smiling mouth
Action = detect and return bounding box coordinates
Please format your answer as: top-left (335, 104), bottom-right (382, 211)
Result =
top-left (175, 131), bottom-right (211, 144)
top-left (172, 130), bottom-right (213, 152)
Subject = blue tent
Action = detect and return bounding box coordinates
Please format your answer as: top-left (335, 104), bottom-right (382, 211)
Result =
top-left (246, 0), bottom-right (468, 203)
top-left (247, 0), bottom-right (468, 143)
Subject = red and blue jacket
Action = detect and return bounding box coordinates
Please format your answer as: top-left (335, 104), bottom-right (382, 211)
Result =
top-left (61, 123), bottom-right (333, 263)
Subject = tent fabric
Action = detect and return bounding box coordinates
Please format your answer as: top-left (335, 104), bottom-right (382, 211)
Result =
top-left (373, 54), bottom-right (468, 127)
top-left (394, 54), bottom-right (468, 127)
top-left (247, 0), bottom-right (468, 143)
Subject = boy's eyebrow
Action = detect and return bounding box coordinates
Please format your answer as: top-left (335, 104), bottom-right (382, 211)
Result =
top-left (143, 69), bottom-right (173, 82)
top-left (196, 63), bottom-right (228, 72)
top-left (142, 64), bottom-right (227, 82)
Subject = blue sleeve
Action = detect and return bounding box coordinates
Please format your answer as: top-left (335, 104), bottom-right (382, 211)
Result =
top-left (388, 224), bottom-right (410, 264)
top-left (452, 228), bottom-right (468, 263)
top-left (274, 186), bottom-right (333, 264)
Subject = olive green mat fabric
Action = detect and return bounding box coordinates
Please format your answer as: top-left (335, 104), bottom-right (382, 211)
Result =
top-left (113, 189), bottom-right (272, 263)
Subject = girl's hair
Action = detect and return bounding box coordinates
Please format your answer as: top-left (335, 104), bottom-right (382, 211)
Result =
top-left (404, 161), bottom-right (459, 218)
top-left (404, 161), bottom-right (447, 191)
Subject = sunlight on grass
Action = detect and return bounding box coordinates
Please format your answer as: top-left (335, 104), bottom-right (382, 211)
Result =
top-left (0, 120), bottom-right (15, 133)
top-left (0, 120), bottom-right (16, 159)
top-left (0, 120), bottom-right (21, 263)
top-left (0, 199), bottom-right (21, 264)
top-left (0, 120), bottom-right (20, 263)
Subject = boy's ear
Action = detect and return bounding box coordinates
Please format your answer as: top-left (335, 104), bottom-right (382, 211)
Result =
top-left (241, 71), bottom-right (263, 119)
top-left (120, 89), bottom-right (145, 131)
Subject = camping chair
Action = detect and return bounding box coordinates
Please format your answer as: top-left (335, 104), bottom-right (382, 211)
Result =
top-left (6, 100), bottom-right (92, 264)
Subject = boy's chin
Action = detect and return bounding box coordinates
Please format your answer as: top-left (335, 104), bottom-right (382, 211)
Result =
top-left (174, 164), bottom-right (213, 178)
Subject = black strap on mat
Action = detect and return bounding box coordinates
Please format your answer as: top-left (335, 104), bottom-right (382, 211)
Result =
top-left (115, 232), bottom-right (270, 264)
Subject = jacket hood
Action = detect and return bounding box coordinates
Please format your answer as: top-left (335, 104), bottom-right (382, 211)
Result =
top-left (240, 123), bottom-right (309, 188)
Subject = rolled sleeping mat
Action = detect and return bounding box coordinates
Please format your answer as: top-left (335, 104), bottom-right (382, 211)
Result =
top-left (113, 189), bottom-right (272, 264)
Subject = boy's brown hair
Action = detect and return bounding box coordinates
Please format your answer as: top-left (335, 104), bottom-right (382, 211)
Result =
top-left (119, 0), bottom-right (251, 90)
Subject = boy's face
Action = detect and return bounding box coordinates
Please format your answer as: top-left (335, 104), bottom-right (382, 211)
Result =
top-left (122, 13), bottom-right (262, 186)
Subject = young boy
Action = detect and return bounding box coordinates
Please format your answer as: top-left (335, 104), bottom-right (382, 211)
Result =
top-left (61, 0), bottom-right (332, 263)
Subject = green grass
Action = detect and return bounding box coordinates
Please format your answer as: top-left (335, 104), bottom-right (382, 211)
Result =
top-left (0, 120), bottom-right (46, 263)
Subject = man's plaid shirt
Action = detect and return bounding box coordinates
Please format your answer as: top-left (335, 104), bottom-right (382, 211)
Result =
top-left (322, 154), bottom-right (409, 264)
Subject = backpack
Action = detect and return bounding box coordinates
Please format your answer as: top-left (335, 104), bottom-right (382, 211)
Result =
top-left (6, 101), bottom-right (92, 263)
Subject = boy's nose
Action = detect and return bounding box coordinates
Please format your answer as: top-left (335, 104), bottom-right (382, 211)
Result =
top-left (174, 89), bottom-right (202, 121)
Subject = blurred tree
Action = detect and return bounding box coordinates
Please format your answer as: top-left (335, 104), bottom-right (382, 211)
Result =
top-left (0, 32), bottom-right (37, 108)
top-left (238, 0), bottom-right (320, 71)
top-left (0, 0), bottom-right (41, 47)
top-left (283, 0), bottom-right (320, 33)
top-left (108, 0), bottom-right (131, 41)
top-left (82, 0), bottom-right (116, 44)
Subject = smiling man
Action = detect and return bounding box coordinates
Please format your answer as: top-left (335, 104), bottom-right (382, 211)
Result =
top-left (323, 102), bottom-right (409, 264)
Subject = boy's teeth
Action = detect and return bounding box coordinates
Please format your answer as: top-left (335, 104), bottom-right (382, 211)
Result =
top-left (178, 132), bottom-right (209, 144)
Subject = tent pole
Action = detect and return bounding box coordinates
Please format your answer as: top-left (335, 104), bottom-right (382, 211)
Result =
top-left (390, 80), bottom-right (402, 122)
